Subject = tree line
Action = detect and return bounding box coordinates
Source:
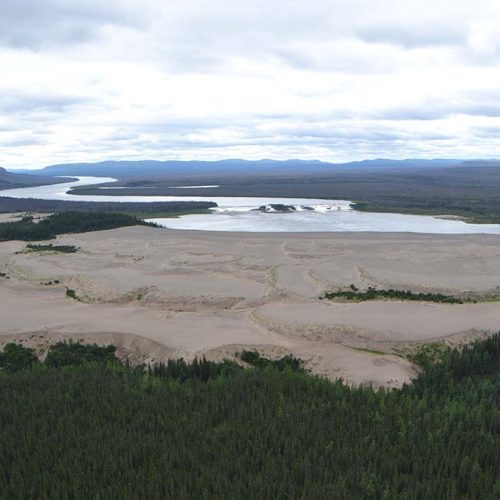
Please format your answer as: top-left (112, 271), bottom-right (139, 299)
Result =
top-left (0, 196), bottom-right (216, 214)
top-left (0, 212), bottom-right (158, 241)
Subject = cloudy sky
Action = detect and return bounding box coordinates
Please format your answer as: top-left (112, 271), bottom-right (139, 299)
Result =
top-left (2, 0), bottom-right (500, 169)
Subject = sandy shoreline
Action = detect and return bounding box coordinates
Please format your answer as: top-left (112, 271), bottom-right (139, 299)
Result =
top-left (2, 225), bottom-right (500, 387)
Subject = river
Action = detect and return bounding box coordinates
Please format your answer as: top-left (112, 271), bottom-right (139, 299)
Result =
top-left (3, 176), bottom-right (500, 234)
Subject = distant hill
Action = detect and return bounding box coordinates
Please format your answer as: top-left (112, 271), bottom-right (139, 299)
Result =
top-left (10, 158), bottom-right (464, 179)
top-left (14, 159), bottom-right (337, 178)
top-left (0, 168), bottom-right (74, 191)
top-left (459, 160), bottom-right (500, 168)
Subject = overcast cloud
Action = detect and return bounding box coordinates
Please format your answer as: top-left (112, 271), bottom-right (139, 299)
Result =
top-left (1, 0), bottom-right (500, 169)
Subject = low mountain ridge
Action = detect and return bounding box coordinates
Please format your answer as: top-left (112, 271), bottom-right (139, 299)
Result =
top-left (10, 158), bottom-right (465, 179)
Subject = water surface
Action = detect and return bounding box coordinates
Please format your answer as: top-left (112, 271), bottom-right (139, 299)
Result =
top-left (3, 176), bottom-right (500, 234)
top-left (149, 211), bottom-right (500, 234)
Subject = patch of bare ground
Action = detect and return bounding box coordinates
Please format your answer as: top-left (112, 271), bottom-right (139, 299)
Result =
top-left (0, 331), bottom-right (177, 366)
top-left (2, 225), bottom-right (500, 387)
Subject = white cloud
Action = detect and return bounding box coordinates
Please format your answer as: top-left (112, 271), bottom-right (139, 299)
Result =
top-left (1, 0), bottom-right (500, 168)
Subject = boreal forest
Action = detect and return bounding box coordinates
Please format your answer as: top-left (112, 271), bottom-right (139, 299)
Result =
top-left (0, 336), bottom-right (499, 499)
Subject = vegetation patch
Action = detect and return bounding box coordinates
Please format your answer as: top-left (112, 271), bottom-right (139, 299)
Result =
top-left (348, 346), bottom-right (387, 355)
top-left (0, 212), bottom-right (159, 241)
top-left (238, 350), bottom-right (303, 372)
top-left (41, 280), bottom-right (60, 286)
top-left (239, 349), bottom-right (303, 371)
top-left (397, 342), bottom-right (452, 367)
top-left (323, 285), bottom-right (464, 304)
top-left (45, 341), bottom-right (118, 368)
top-left (0, 196), bottom-right (217, 215)
top-left (257, 204), bottom-right (298, 213)
top-left (65, 288), bottom-right (80, 301)
top-left (0, 343), bottom-right (38, 372)
top-left (25, 243), bottom-right (78, 253)
top-left (148, 357), bottom-right (242, 382)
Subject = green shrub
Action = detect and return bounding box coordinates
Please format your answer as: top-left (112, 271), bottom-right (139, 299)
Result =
top-left (44, 341), bottom-right (118, 368)
top-left (26, 243), bottom-right (78, 253)
top-left (0, 343), bottom-right (38, 372)
top-left (324, 287), bottom-right (464, 304)
top-left (240, 350), bottom-right (302, 371)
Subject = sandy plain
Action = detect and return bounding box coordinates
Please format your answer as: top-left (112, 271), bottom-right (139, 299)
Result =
top-left (2, 225), bottom-right (500, 387)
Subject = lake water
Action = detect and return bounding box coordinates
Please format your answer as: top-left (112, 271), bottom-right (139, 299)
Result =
top-left (3, 176), bottom-right (500, 234)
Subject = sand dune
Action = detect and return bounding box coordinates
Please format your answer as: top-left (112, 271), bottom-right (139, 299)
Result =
top-left (1, 225), bottom-right (500, 387)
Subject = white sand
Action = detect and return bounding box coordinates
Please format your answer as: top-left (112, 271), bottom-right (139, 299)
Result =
top-left (2, 225), bottom-right (500, 387)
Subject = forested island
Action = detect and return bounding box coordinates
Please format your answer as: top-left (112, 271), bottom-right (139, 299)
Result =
top-left (0, 336), bottom-right (499, 498)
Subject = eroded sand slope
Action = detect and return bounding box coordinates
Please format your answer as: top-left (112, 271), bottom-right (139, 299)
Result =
top-left (2, 226), bottom-right (500, 387)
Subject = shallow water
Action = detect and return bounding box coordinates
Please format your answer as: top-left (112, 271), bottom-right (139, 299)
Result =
top-left (149, 211), bottom-right (500, 234)
top-left (3, 176), bottom-right (500, 234)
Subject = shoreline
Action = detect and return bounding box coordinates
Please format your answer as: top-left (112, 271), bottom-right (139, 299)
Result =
top-left (2, 175), bottom-right (500, 231)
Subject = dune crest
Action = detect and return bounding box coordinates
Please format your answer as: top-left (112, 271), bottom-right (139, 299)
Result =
top-left (2, 225), bottom-right (500, 387)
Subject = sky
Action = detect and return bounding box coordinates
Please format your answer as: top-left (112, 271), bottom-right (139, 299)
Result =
top-left (1, 0), bottom-right (500, 169)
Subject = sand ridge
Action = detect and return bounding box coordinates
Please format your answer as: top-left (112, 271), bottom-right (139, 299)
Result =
top-left (2, 225), bottom-right (500, 387)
